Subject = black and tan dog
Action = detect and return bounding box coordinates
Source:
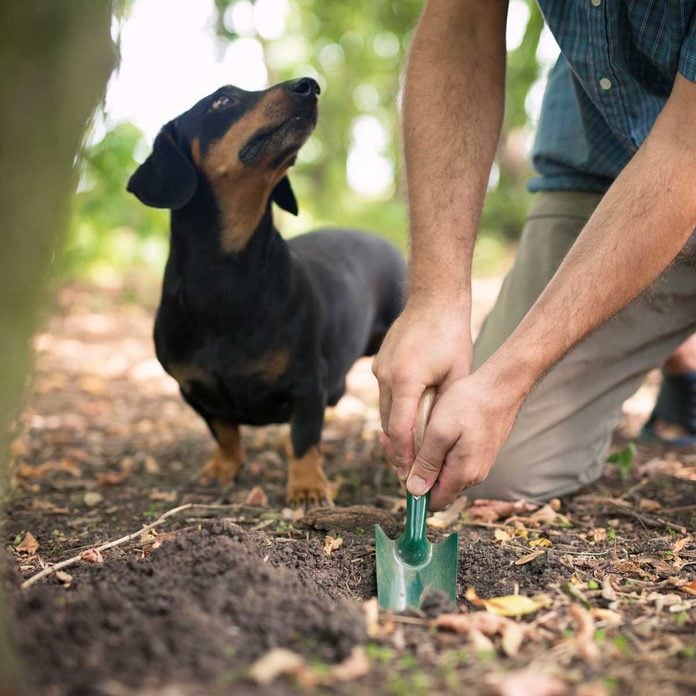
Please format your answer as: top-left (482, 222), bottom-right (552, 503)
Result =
top-left (127, 77), bottom-right (406, 505)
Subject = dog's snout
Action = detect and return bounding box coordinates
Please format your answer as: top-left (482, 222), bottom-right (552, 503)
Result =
top-left (287, 77), bottom-right (320, 98)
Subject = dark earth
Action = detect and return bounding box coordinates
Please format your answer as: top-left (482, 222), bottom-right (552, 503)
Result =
top-left (3, 281), bottom-right (696, 695)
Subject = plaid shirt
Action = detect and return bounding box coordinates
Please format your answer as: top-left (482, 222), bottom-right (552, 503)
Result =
top-left (530, 0), bottom-right (696, 192)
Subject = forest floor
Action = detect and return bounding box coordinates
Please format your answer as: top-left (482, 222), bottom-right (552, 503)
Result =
top-left (3, 279), bottom-right (696, 696)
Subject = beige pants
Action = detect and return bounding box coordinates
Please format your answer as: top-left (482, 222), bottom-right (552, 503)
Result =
top-left (468, 191), bottom-right (696, 501)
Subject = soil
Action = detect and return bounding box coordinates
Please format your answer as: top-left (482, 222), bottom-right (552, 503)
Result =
top-left (3, 281), bottom-right (696, 695)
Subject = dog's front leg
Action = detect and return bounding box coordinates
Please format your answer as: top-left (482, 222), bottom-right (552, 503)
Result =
top-left (286, 387), bottom-right (335, 507)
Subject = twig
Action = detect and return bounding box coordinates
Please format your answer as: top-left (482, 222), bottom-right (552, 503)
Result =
top-left (20, 502), bottom-right (237, 590)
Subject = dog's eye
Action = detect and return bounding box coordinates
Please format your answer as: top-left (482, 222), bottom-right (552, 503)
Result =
top-left (212, 95), bottom-right (234, 110)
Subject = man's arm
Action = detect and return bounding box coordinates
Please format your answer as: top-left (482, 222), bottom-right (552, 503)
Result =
top-left (409, 73), bottom-right (696, 509)
top-left (373, 0), bottom-right (509, 486)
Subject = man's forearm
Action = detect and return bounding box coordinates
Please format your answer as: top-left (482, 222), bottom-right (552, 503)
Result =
top-left (483, 75), bottom-right (696, 399)
top-left (404, 0), bottom-right (508, 306)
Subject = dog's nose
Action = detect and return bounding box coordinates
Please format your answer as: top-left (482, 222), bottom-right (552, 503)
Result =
top-left (287, 77), bottom-right (320, 98)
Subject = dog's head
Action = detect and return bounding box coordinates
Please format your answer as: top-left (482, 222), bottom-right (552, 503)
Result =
top-left (127, 78), bottom-right (319, 249)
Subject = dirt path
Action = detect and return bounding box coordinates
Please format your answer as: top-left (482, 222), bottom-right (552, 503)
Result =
top-left (4, 281), bottom-right (696, 695)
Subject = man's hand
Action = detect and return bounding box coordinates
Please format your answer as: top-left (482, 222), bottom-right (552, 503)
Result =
top-left (406, 367), bottom-right (526, 510)
top-left (372, 300), bottom-right (472, 487)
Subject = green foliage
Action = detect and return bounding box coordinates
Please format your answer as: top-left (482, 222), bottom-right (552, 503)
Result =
top-left (63, 122), bottom-right (169, 279)
top-left (65, 1), bottom-right (545, 278)
top-left (606, 442), bottom-right (637, 481)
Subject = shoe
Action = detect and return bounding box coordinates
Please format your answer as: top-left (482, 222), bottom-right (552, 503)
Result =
top-left (641, 370), bottom-right (696, 446)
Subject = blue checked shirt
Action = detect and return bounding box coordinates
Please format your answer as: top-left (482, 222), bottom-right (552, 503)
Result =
top-left (529, 0), bottom-right (696, 192)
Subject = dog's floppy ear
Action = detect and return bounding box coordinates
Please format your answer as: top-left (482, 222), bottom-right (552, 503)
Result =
top-left (127, 123), bottom-right (197, 209)
top-left (271, 176), bottom-right (299, 215)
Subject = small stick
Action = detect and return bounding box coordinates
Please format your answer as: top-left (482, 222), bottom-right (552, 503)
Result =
top-left (20, 502), bottom-right (237, 590)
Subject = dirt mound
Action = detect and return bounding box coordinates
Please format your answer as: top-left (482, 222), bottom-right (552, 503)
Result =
top-left (12, 521), bottom-right (366, 693)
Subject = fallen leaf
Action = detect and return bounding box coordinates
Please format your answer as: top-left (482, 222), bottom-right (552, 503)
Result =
top-left (591, 528), bottom-right (607, 543)
top-left (570, 604), bottom-right (599, 663)
top-left (323, 535), bottom-right (343, 555)
top-left (501, 621), bottom-right (525, 657)
top-left (485, 668), bottom-right (567, 696)
top-left (15, 532), bottom-right (39, 555)
top-left (601, 575), bottom-right (618, 602)
top-left (427, 496), bottom-right (468, 528)
top-left (514, 548), bottom-right (545, 566)
top-left (16, 459), bottom-right (81, 480)
top-left (54, 570), bottom-right (73, 587)
top-left (465, 587), bottom-right (543, 617)
top-left (329, 646), bottom-right (369, 682)
top-left (638, 498), bottom-right (661, 512)
top-left (590, 608), bottom-right (623, 627)
top-left (494, 528), bottom-right (515, 542)
top-left (80, 548), bottom-right (104, 564)
top-left (577, 682), bottom-right (610, 696)
top-left (143, 455), bottom-right (161, 474)
top-left (244, 485), bottom-right (269, 507)
top-left (83, 491), bottom-right (103, 507)
top-left (467, 499), bottom-right (537, 523)
top-left (681, 580), bottom-right (696, 596)
top-left (672, 536), bottom-right (692, 554)
top-left (362, 597), bottom-right (380, 638)
top-left (529, 537), bottom-right (551, 548)
top-left (149, 489), bottom-right (178, 502)
top-left (249, 648), bottom-right (312, 686)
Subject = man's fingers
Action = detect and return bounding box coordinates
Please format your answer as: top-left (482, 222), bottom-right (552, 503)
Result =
top-left (406, 415), bottom-right (457, 496)
top-left (377, 385), bottom-right (392, 434)
top-left (386, 388), bottom-right (423, 471)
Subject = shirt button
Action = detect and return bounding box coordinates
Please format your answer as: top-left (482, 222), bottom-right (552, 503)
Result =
top-left (591, 0), bottom-right (601, 6)
top-left (599, 77), bottom-right (612, 90)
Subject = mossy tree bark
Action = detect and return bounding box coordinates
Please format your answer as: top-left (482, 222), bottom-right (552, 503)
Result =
top-left (0, 2), bottom-right (116, 691)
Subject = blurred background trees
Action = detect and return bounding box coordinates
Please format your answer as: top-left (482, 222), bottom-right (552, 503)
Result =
top-left (64, 0), bottom-right (552, 281)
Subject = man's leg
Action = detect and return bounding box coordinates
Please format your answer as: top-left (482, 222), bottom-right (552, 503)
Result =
top-left (468, 191), bottom-right (696, 501)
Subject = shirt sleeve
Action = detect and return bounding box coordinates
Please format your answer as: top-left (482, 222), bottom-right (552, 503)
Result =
top-left (679, 12), bottom-right (696, 82)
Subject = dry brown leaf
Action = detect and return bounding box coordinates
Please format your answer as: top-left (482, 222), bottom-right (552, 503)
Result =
top-left (681, 580), bottom-right (696, 596)
top-left (149, 489), bottom-right (178, 502)
top-left (501, 621), bottom-right (525, 657)
top-left (590, 608), bottom-right (623, 627)
top-left (427, 496), bottom-right (468, 528)
top-left (486, 669), bottom-right (567, 696)
top-left (591, 528), bottom-right (607, 543)
top-left (672, 536), bottom-right (692, 554)
top-left (80, 548), bottom-right (104, 564)
top-left (143, 455), bottom-right (161, 474)
top-left (570, 604), bottom-right (599, 663)
top-left (323, 535), bottom-right (343, 555)
top-left (83, 491), bottom-right (103, 507)
top-left (494, 528), bottom-right (515, 542)
top-left (54, 570), bottom-right (73, 587)
top-left (527, 504), bottom-right (559, 524)
top-left (15, 532), bottom-right (39, 555)
top-left (601, 575), bottom-right (618, 602)
top-left (362, 597), bottom-right (380, 638)
top-left (577, 682), bottom-right (610, 696)
top-left (514, 548), bottom-right (545, 566)
top-left (329, 646), bottom-right (369, 682)
top-left (468, 499), bottom-right (537, 523)
top-left (16, 459), bottom-right (81, 480)
top-left (466, 587), bottom-right (543, 617)
top-left (99, 469), bottom-right (131, 486)
top-left (245, 485), bottom-right (269, 507)
top-left (638, 498), bottom-right (661, 512)
top-left (248, 648), bottom-right (311, 686)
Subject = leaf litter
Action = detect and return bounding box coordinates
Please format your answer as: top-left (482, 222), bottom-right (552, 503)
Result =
top-left (3, 282), bottom-right (696, 694)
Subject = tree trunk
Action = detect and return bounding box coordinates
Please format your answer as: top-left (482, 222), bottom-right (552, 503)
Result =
top-left (0, 2), bottom-right (116, 691)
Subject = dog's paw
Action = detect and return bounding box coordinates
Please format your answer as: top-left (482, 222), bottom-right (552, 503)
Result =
top-left (198, 448), bottom-right (242, 486)
top-left (286, 447), bottom-right (336, 507)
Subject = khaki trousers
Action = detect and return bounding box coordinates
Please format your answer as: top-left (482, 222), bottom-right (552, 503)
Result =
top-left (468, 191), bottom-right (696, 501)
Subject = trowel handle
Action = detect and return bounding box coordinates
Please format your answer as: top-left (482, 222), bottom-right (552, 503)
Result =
top-left (398, 387), bottom-right (436, 563)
